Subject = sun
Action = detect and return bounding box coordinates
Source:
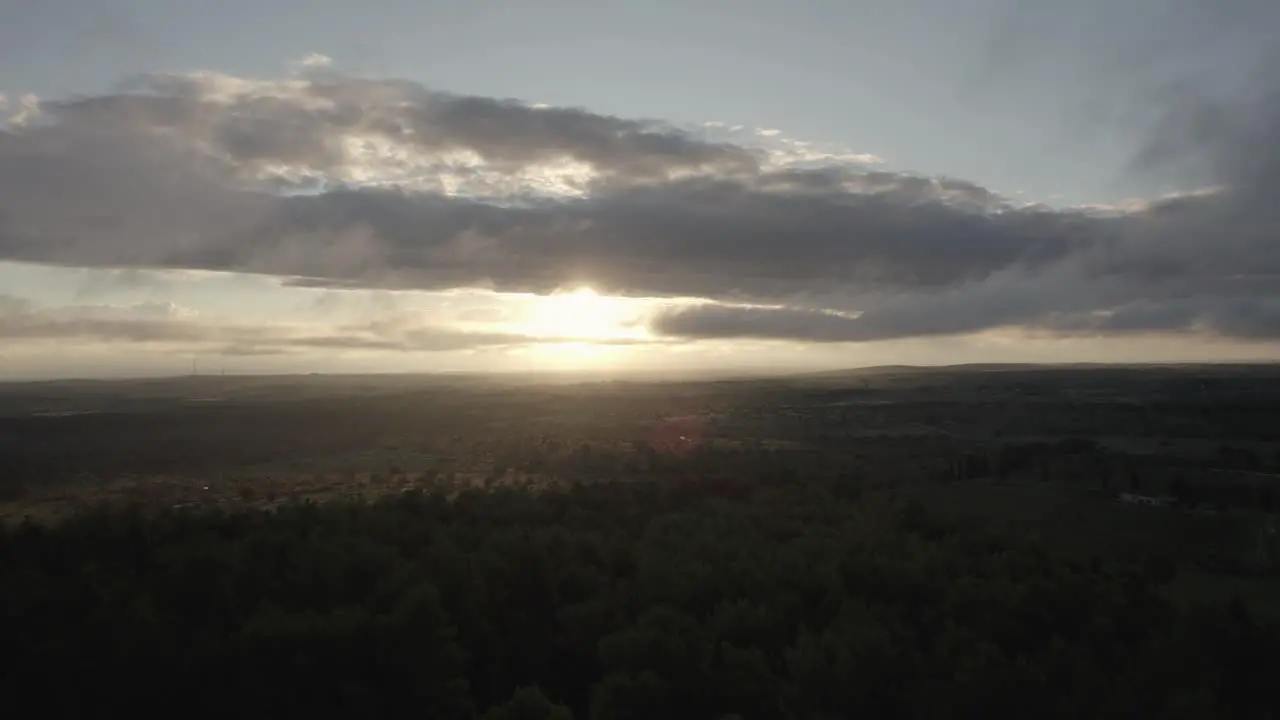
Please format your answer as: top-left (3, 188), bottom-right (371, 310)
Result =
top-left (526, 287), bottom-right (631, 340)
top-left (503, 286), bottom-right (652, 367)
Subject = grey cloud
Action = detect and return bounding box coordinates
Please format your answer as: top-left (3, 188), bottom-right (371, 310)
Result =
top-left (648, 262), bottom-right (1115, 343)
top-left (1043, 297), bottom-right (1280, 340)
top-left (46, 72), bottom-right (760, 181)
top-left (0, 113), bottom-right (273, 267)
top-left (652, 293), bottom-right (1280, 345)
top-left (1, 71), bottom-right (1072, 299)
top-left (2, 63), bottom-right (1280, 346)
top-left (410, 93), bottom-right (760, 179)
top-left (240, 176), bottom-right (1083, 300)
top-left (648, 301), bottom-right (1040, 344)
top-left (652, 305), bottom-right (874, 343)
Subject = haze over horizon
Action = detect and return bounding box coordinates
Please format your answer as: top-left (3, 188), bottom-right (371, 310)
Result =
top-left (3, 0), bottom-right (1279, 380)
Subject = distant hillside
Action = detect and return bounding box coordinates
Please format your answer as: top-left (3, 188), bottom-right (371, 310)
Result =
top-left (789, 362), bottom-right (1093, 380)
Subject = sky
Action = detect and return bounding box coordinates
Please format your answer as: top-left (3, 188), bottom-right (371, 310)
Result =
top-left (1, 0), bottom-right (1278, 379)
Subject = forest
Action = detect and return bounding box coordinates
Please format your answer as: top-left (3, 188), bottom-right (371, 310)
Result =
top-left (5, 367), bottom-right (1280, 717)
top-left (4, 473), bottom-right (1277, 718)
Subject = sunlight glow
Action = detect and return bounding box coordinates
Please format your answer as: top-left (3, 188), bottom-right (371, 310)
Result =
top-left (503, 287), bottom-right (651, 367)
top-left (522, 341), bottom-right (621, 366)
top-left (523, 287), bottom-right (637, 341)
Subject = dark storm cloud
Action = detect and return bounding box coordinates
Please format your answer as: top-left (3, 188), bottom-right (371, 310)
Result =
top-left (3, 59), bottom-right (1280, 345)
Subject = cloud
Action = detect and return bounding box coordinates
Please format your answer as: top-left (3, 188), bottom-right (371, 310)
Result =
top-left (648, 260), bottom-right (1108, 343)
top-left (847, 154), bottom-right (885, 164)
top-left (0, 295), bottom-right (631, 355)
top-left (70, 267), bottom-right (189, 301)
top-left (455, 306), bottom-right (510, 323)
top-left (4, 92), bottom-right (40, 127)
top-left (652, 291), bottom-right (1280, 345)
top-left (0, 58), bottom-right (1279, 347)
top-left (291, 53), bottom-right (334, 70)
